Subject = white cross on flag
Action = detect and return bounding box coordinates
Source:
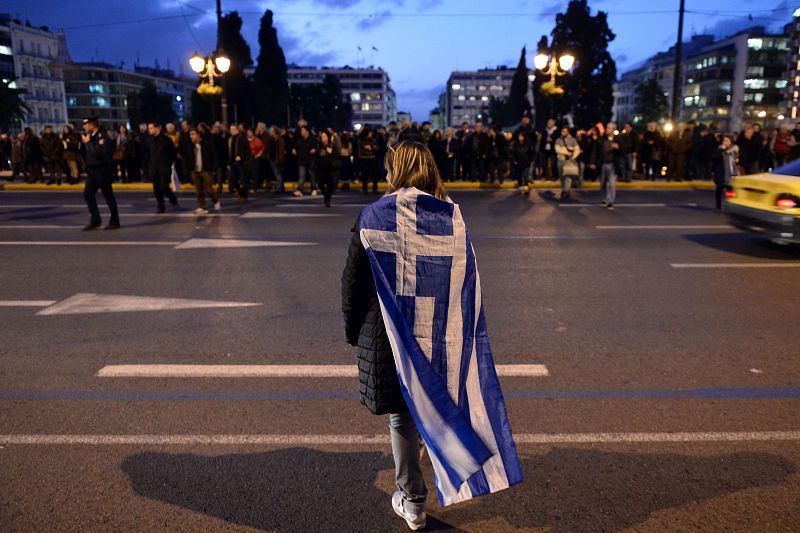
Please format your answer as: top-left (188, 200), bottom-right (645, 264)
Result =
top-left (359, 186), bottom-right (522, 506)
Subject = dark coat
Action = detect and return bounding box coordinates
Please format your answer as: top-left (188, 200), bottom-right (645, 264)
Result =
top-left (342, 219), bottom-right (407, 416)
top-left (82, 129), bottom-right (113, 169)
top-left (147, 133), bottom-right (176, 176)
top-left (294, 134), bottom-right (317, 167)
top-left (191, 138), bottom-right (218, 173)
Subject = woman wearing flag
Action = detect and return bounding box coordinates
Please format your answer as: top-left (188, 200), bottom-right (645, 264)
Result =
top-left (342, 141), bottom-right (522, 530)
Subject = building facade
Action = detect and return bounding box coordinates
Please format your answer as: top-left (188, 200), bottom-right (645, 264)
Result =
top-left (783, 9), bottom-right (800, 121)
top-left (0, 14), bottom-right (67, 133)
top-left (614, 27), bottom-right (790, 131)
top-left (62, 62), bottom-right (195, 131)
top-left (285, 65), bottom-right (397, 129)
top-left (445, 67), bottom-right (534, 127)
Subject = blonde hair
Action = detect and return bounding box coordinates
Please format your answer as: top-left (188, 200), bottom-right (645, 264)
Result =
top-left (384, 141), bottom-right (448, 200)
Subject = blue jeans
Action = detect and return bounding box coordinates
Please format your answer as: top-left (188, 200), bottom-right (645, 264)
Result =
top-left (601, 162), bottom-right (616, 204)
top-left (389, 412), bottom-right (427, 514)
top-left (297, 165), bottom-right (316, 193)
top-left (270, 160), bottom-right (284, 190)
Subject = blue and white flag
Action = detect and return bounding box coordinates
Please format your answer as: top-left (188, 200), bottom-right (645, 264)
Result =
top-left (359, 186), bottom-right (522, 506)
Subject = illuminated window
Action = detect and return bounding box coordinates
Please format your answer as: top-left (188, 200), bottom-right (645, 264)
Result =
top-left (350, 92), bottom-right (361, 102)
top-left (67, 97), bottom-right (77, 106)
top-left (0, 45), bottom-right (11, 55)
top-left (451, 83), bottom-right (461, 90)
top-left (744, 79), bottom-right (769, 89)
top-left (776, 80), bottom-right (788, 89)
top-left (92, 97), bottom-right (109, 107)
top-left (458, 95), bottom-right (465, 101)
top-left (88, 83), bottom-right (105, 94)
top-left (747, 38), bottom-right (763, 50)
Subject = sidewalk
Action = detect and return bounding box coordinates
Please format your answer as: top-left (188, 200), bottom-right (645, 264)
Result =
top-left (0, 179), bottom-right (715, 192)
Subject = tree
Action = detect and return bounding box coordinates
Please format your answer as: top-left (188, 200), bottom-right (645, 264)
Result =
top-left (0, 81), bottom-right (30, 131)
top-left (507, 46), bottom-right (532, 121)
top-left (290, 74), bottom-right (352, 130)
top-left (219, 10), bottom-right (253, 123)
top-left (252, 9), bottom-right (289, 126)
top-left (126, 83), bottom-right (176, 127)
top-left (547, 0), bottom-right (617, 126)
top-left (633, 78), bottom-right (669, 124)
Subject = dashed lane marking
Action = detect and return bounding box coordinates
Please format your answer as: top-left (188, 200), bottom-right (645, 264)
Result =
top-left (0, 300), bottom-right (57, 307)
top-left (95, 364), bottom-right (549, 378)
top-left (671, 262), bottom-right (800, 269)
top-left (1, 431), bottom-right (798, 446)
top-left (35, 293), bottom-right (261, 316)
top-left (596, 225), bottom-right (730, 230)
top-left (175, 238), bottom-right (315, 249)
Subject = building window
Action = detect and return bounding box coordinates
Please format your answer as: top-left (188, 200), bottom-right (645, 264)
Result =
top-left (451, 83), bottom-right (461, 90)
top-left (92, 96), bottom-right (110, 107)
top-left (67, 97), bottom-right (77, 106)
top-left (747, 38), bottom-right (763, 50)
top-left (88, 83), bottom-right (105, 94)
top-left (776, 80), bottom-right (788, 89)
top-left (350, 92), bottom-right (361, 102)
top-left (0, 45), bottom-right (10, 55)
top-left (744, 79), bottom-right (769, 89)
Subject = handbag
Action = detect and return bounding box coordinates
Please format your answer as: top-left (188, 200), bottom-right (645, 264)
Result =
top-left (562, 159), bottom-right (579, 177)
top-left (112, 149), bottom-right (125, 162)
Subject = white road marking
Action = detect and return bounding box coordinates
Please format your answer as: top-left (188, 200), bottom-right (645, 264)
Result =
top-left (0, 225), bottom-right (83, 229)
top-left (596, 225), bottom-right (729, 230)
top-left (0, 241), bottom-right (180, 246)
top-left (240, 212), bottom-right (340, 219)
top-left (121, 213), bottom-right (240, 218)
top-left (95, 364), bottom-right (549, 378)
top-left (60, 204), bottom-right (133, 208)
top-left (671, 262), bottom-right (800, 269)
top-left (0, 300), bottom-right (57, 307)
top-left (36, 293), bottom-right (261, 316)
top-left (276, 203), bottom-right (370, 208)
top-left (2, 431), bottom-right (798, 446)
top-left (175, 238), bottom-right (315, 249)
top-left (559, 203), bottom-right (698, 208)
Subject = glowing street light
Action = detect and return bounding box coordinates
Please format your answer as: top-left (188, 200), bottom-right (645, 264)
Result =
top-left (189, 51), bottom-right (230, 96)
top-left (533, 51), bottom-right (575, 96)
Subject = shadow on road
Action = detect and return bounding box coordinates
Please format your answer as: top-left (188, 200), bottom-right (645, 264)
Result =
top-left (121, 446), bottom-right (793, 532)
top-left (684, 233), bottom-right (800, 259)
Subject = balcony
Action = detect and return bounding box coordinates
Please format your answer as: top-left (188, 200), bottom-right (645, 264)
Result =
top-left (14, 49), bottom-right (54, 61)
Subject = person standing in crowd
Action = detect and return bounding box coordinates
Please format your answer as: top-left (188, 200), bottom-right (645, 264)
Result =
top-left (228, 123), bottom-right (251, 202)
top-left (147, 122), bottom-right (179, 213)
top-left (713, 134), bottom-right (739, 210)
top-left (188, 128), bottom-right (220, 214)
top-left (772, 125), bottom-right (794, 167)
top-left (357, 126), bottom-right (379, 194)
top-left (618, 122), bottom-right (637, 182)
top-left (456, 122), bottom-right (472, 180)
top-left (136, 123), bottom-right (150, 184)
top-left (443, 127), bottom-right (460, 182)
top-left (246, 126), bottom-right (265, 192)
top-left (555, 126), bottom-right (580, 200)
top-left (316, 131), bottom-right (336, 207)
top-left (264, 126), bottom-right (285, 193)
top-left (22, 127), bottom-right (43, 183)
top-left (471, 121), bottom-right (489, 181)
top-left (641, 121), bottom-right (664, 180)
top-left (737, 124), bottom-right (762, 175)
top-left (511, 131), bottom-right (533, 194)
top-left (10, 133), bottom-right (26, 181)
top-left (177, 121), bottom-right (194, 184)
top-left (514, 115), bottom-right (536, 183)
top-left (540, 118), bottom-right (558, 179)
top-left (41, 125), bottom-right (64, 185)
top-left (80, 117), bottom-right (120, 230)
top-left (592, 123), bottom-right (620, 210)
top-left (690, 122), bottom-right (706, 180)
top-left (666, 122), bottom-right (692, 182)
top-left (293, 125), bottom-right (317, 197)
top-left (487, 124), bottom-right (507, 183)
top-left (0, 132), bottom-right (10, 171)
top-left (428, 129), bottom-right (447, 179)
top-left (211, 123), bottom-right (228, 197)
top-left (420, 121), bottom-right (432, 144)
top-left (113, 124), bottom-right (131, 183)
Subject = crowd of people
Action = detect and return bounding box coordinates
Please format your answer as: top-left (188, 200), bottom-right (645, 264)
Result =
top-left (2, 115), bottom-right (799, 212)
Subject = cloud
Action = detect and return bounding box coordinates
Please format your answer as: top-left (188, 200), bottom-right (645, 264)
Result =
top-left (312, 0), bottom-right (363, 7)
top-left (698, 0), bottom-right (794, 38)
top-left (273, 19), bottom-right (339, 66)
top-left (537, 1), bottom-right (565, 19)
top-left (355, 10), bottom-right (392, 31)
top-left (416, 0), bottom-right (443, 10)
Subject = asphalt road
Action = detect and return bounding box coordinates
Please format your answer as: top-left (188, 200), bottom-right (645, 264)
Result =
top-left (1, 186), bottom-right (799, 532)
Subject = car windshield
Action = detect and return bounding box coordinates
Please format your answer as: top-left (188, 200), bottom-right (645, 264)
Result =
top-left (772, 159), bottom-right (800, 177)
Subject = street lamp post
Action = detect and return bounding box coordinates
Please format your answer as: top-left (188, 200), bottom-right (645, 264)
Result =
top-left (189, 52), bottom-right (230, 123)
top-left (533, 51), bottom-right (575, 96)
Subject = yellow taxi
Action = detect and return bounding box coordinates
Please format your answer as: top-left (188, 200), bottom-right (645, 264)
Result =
top-left (724, 160), bottom-right (800, 244)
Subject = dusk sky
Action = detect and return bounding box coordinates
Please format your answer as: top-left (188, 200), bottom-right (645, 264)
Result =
top-left (5, 0), bottom-right (796, 120)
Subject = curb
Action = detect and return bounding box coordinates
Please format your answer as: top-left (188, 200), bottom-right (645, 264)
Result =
top-left (0, 180), bottom-right (716, 192)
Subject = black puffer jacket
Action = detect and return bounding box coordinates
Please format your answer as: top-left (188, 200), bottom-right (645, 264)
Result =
top-left (342, 218), bottom-right (408, 415)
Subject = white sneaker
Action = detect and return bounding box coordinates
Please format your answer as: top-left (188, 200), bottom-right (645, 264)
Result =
top-left (213, 201), bottom-right (221, 211)
top-left (293, 190), bottom-right (303, 197)
top-left (311, 189), bottom-right (319, 197)
top-left (194, 207), bottom-right (208, 215)
top-left (392, 491), bottom-right (426, 531)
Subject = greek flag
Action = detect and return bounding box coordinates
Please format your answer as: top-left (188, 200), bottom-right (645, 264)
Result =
top-left (359, 187), bottom-right (523, 506)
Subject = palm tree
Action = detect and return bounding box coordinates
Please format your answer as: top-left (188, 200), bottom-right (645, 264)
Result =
top-left (0, 81), bottom-right (30, 131)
